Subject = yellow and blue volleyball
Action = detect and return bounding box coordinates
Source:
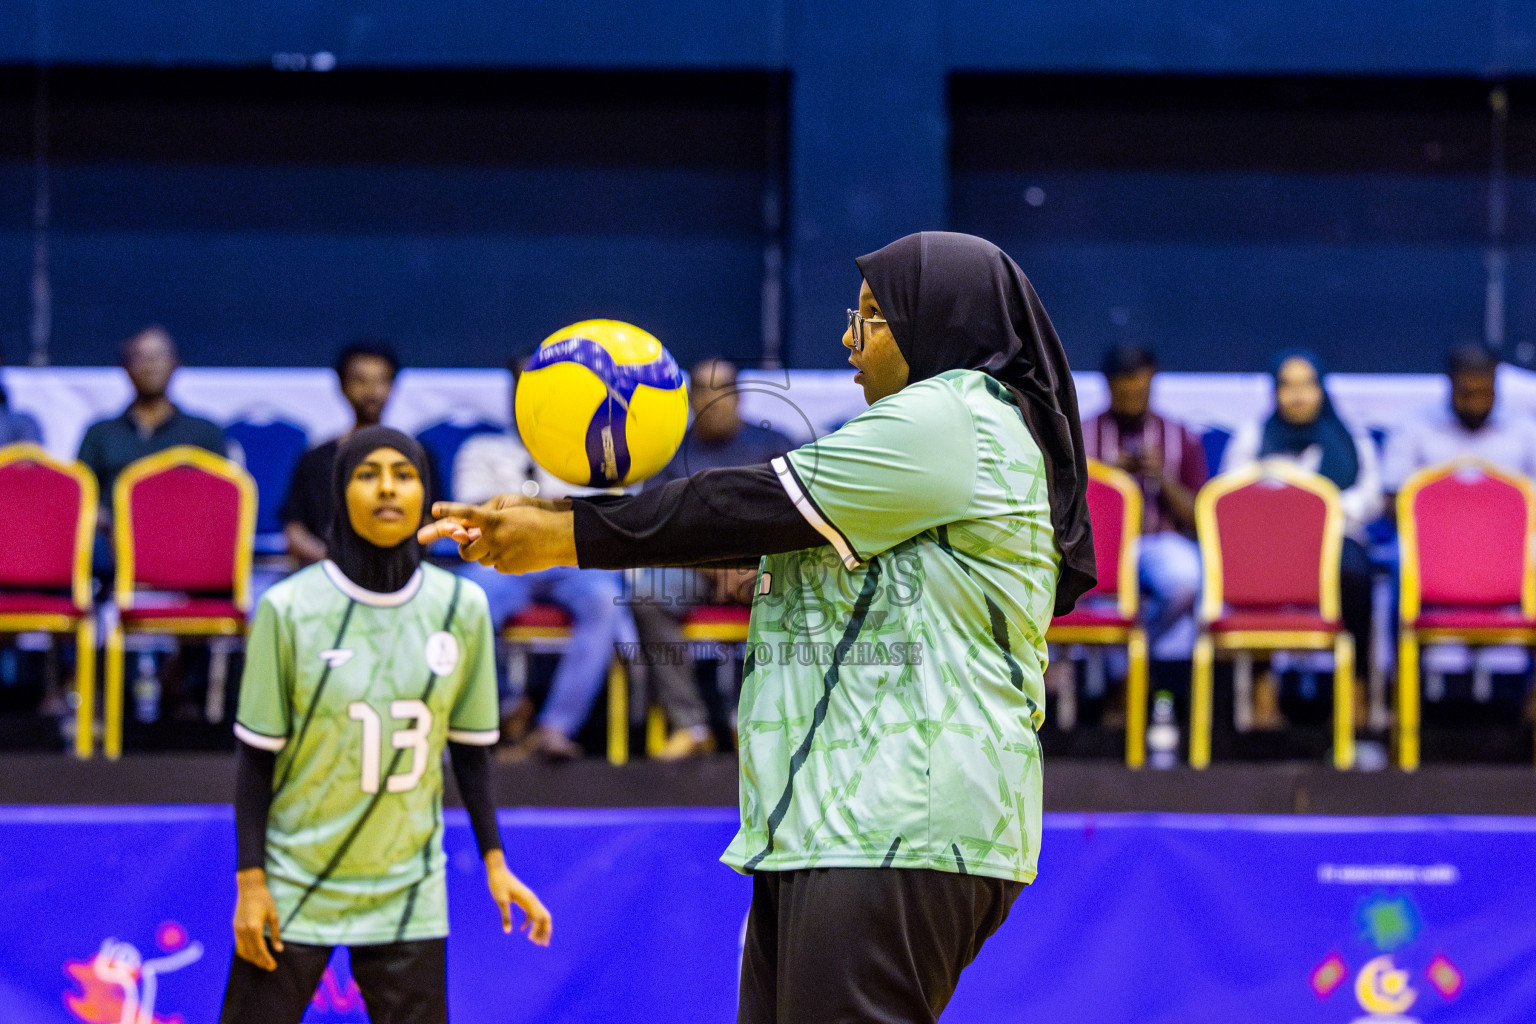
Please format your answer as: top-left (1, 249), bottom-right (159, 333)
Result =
top-left (515, 319), bottom-right (689, 487)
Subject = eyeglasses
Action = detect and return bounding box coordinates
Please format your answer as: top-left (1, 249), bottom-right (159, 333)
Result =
top-left (846, 309), bottom-right (888, 352)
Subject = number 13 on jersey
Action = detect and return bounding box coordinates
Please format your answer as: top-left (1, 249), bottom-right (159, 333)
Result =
top-left (348, 699), bottom-right (433, 794)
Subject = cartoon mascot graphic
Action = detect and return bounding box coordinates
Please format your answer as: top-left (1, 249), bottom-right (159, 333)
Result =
top-left (64, 922), bottom-right (204, 1024)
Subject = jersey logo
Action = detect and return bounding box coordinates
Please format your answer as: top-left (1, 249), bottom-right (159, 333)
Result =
top-left (425, 631), bottom-right (460, 675)
top-left (319, 648), bottom-right (355, 668)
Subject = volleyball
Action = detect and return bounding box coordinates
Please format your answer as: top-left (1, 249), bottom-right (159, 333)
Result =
top-left (515, 319), bottom-right (689, 487)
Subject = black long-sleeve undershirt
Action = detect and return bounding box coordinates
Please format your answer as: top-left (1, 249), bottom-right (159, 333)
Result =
top-left (234, 739), bottom-right (503, 872)
top-left (447, 741), bottom-right (503, 857)
top-left (234, 741), bottom-right (275, 871)
top-left (573, 463), bottom-right (826, 569)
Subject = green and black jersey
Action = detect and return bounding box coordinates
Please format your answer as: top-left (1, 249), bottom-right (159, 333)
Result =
top-left (234, 561), bottom-right (499, 945)
top-left (724, 369), bottom-right (1058, 884)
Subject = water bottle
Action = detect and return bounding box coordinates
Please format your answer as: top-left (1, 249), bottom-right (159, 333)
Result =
top-left (132, 652), bottom-right (161, 723)
top-left (1146, 690), bottom-right (1179, 769)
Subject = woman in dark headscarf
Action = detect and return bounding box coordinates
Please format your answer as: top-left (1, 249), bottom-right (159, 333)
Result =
top-left (1222, 352), bottom-right (1383, 720)
top-left (425, 232), bottom-right (1092, 1024)
top-left (326, 426), bottom-right (433, 593)
top-left (223, 426), bottom-right (551, 1024)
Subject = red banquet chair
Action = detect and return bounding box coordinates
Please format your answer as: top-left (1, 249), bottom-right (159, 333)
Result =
top-left (1192, 460), bottom-right (1354, 770)
top-left (0, 444), bottom-right (97, 758)
top-left (104, 446), bottom-right (256, 758)
top-left (502, 604), bottom-right (629, 765)
top-left (1397, 460), bottom-right (1536, 771)
top-left (1045, 459), bottom-right (1149, 767)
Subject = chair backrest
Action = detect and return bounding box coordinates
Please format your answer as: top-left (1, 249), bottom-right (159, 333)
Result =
top-left (1082, 459), bottom-right (1142, 618)
top-left (0, 444), bottom-right (96, 609)
top-left (114, 446), bottom-right (257, 610)
top-left (1398, 460), bottom-right (1536, 620)
top-left (1196, 460), bottom-right (1344, 621)
top-left (225, 418), bottom-right (308, 535)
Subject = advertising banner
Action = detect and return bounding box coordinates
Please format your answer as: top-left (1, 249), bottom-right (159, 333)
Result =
top-left (2, 807), bottom-right (1533, 1023)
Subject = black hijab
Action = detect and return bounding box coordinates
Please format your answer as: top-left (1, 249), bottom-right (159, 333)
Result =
top-left (329, 426), bottom-right (429, 594)
top-left (856, 231), bottom-right (1094, 615)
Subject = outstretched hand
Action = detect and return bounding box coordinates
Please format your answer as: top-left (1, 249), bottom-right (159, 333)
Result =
top-left (417, 494), bottom-right (577, 575)
top-left (484, 851), bottom-right (552, 947)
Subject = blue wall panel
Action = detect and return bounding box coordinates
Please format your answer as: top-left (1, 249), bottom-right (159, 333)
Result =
top-left (0, 68), bottom-right (776, 369)
top-left (6, 0), bottom-right (1534, 75)
top-left (43, 233), bottom-right (768, 368)
top-left (945, 0), bottom-right (1518, 74)
top-left (954, 169), bottom-right (1494, 372)
top-left (9, 0), bottom-right (785, 68)
top-left (2, 2), bottom-right (1535, 373)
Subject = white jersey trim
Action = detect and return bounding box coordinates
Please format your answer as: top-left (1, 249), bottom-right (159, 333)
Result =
top-left (771, 457), bottom-right (860, 570)
top-left (322, 561), bottom-right (425, 608)
top-left (446, 728), bottom-right (500, 746)
top-left (234, 722), bottom-right (287, 752)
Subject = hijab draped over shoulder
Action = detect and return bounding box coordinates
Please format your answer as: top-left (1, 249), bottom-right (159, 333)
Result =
top-left (856, 231), bottom-right (1094, 615)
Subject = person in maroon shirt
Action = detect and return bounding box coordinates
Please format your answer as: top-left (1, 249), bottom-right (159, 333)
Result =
top-left (1082, 345), bottom-right (1208, 662)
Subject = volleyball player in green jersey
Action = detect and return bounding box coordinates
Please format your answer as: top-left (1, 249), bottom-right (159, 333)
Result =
top-left (425, 233), bottom-right (1094, 1023)
top-left (221, 427), bottom-right (551, 1024)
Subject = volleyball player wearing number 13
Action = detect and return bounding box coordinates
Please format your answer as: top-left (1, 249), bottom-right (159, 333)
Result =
top-left (220, 427), bottom-right (551, 1024)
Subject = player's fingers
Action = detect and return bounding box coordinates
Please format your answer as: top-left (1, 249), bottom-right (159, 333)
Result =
top-left (232, 927), bottom-right (251, 964)
top-left (458, 534), bottom-right (492, 563)
top-left (514, 890), bottom-right (552, 947)
top-left (255, 942), bottom-right (277, 972)
top-left (235, 926), bottom-right (276, 971)
top-left (530, 908), bottom-right (552, 947)
top-left (432, 502), bottom-right (486, 526)
top-left (416, 518), bottom-right (462, 545)
top-left (498, 894), bottom-right (513, 935)
top-left (267, 905), bottom-right (284, 954)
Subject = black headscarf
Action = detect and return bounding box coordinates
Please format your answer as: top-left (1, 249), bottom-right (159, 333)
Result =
top-left (329, 426), bottom-right (429, 594)
top-left (855, 231), bottom-right (1094, 615)
top-left (1259, 351), bottom-right (1359, 490)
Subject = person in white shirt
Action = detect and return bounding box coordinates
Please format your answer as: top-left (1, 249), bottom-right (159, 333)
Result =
top-left (1223, 352), bottom-right (1384, 725)
top-left (452, 364), bottom-right (628, 761)
top-left (1381, 343), bottom-right (1536, 696)
top-left (1382, 344), bottom-right (1536, 492)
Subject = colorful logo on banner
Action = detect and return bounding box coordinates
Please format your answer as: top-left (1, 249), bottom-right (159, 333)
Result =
top-left (1309, 890), bottom-right (1464, 1023)
top-left (62, 921), bottom-right (204, 1024)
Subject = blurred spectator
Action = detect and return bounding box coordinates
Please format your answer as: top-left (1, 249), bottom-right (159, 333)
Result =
top-left (1223, 351), bottom-right (1383, 726)
top-left (1382, 343), bottom-right (1536, 696)
top-left (648, 359), bottom-right (796, 484)
top-left (1382, 343), bottom-right (1536, 492)
top-left (76, 326), bottom-right (225, 502)
top-left (282, 341), bottom-right (437, 565)
top-left (453, 359), bottom-right (628, 761)
top-left (1081, 345), bottom-right (1208, 662)
top-left (0, 354), bottom-right (42, 446)
top-left (76, 326), bottom-right (227, 723)
top-left (636, 358), bottom-right (795, 759)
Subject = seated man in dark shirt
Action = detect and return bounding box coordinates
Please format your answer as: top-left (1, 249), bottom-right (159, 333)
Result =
top-left (281, 341), bottom-right (439, 565)
top-left (636, 357), bottom-right (795, 759)
top-left (77, 326), bottom-right (227, 505)
top-left (76, 325), bottom-right (229, 723)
